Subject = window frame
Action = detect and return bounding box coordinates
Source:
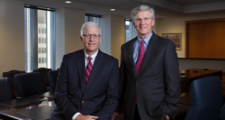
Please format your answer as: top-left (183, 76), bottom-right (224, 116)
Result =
top-left (24, 5), bottom-right (55, 72)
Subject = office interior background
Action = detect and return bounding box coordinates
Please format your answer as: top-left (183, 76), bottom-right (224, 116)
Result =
top-left (1, 0), bottom-right (225, 77)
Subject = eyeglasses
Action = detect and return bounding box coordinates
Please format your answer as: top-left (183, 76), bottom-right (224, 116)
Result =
top-left (135, 17), bottom-right (151, 22)
top-left (82, 34), bottom-right (101, 39)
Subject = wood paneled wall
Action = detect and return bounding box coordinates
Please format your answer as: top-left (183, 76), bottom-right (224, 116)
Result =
top-left (186, 18), bottom-right (225, 59)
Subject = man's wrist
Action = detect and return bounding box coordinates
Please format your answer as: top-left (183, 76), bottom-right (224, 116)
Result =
top-left (72, 112), bottom-right (81, 120)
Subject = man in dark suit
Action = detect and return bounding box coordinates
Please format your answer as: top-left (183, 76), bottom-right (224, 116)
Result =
top-left (112, 5), bottom-right (180, 120)
top-left (50, 21), bottom-right (120, 120)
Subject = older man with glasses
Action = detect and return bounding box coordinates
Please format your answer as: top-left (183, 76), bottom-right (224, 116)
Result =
top-left (50, 21), bottom-right (120, 120)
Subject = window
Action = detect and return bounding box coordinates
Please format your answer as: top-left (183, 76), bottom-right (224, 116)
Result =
top-left (85, 13), bottom-right (102, 28)
top-left (40, 38), bottom-right (44, 43)
top-left (24, 5), bottom-right (55, 72)
top-left (125, 19), bottom-right (137, 42)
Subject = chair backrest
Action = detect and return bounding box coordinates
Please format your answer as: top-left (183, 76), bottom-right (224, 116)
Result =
top-left (48, 70), bottom-right (58, 92)
top-left (220, 103), bottom-right (225, 120)
top-left (33, 68), bottom-right (52, 87)
top-left (2, 70), bottom-right (26, 85)
top-left (185, 76), bottom-right (223, 120)
top-left (14, 72), bottom-right (47, 98)
top-left (0, 78), bottom-right (15, 102)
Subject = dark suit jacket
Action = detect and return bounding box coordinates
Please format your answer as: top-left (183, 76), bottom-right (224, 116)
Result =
top-left (50, 49), bottom-right (120, 120)
top-left (119, 32), bottom-right (181, 120)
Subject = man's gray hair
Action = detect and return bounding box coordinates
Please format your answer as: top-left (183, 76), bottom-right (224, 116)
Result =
top-left (131, 5), bottom-right (155, 21)
top-left (80, 21), bottom-right (101, 37)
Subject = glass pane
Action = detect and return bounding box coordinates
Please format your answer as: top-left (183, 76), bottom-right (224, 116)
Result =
top-left (125, 20), bottom-right (130, 42)
top-left (85, 16), bottom-right (88, 22)
top-left (125, 20), bottom-right (137, 42)
top-left (37, 10), bottom-right (47, 68)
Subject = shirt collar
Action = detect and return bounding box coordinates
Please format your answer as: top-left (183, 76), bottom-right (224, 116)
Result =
top-left (137, 32), bottom-right (153, 45)
top-left (84, 49), bottom-right (99, 60)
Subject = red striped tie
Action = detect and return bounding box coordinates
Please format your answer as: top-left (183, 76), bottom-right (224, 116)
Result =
top-left (85, 56), bottom-right (92, 85)
top-left (136, 40), bottom-right (145, 76)
top-left (80, 57), bottom-right (92, 113)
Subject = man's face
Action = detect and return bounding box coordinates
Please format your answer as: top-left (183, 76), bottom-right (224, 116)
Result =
top-left (133, 11), bottom-right (155, 38)
top-left (80, 26), bottom-right (101, 55)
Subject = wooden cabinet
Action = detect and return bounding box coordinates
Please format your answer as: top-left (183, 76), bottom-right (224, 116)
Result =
top-left (186, 18), bottom-right (225, 59)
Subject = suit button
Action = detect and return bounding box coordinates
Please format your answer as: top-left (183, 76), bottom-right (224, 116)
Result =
top-left (133, 97), bottom-right (136, 100)
top-left (82, 100), bottom-right (84, 103)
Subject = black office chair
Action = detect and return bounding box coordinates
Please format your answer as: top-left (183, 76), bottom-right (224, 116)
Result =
top-left (220, 103), bottom-right (225, 120)
top-left (184, 76), bottom-right (223, 120)
top-left (33, 68), bottom-right (52, 87)
top-left (3, 70), bottom-right (26, 86)
top-left (14, 72), bottom-right (47, 98)
top-left (0, 78), bottom-right (15, 102)
top-left (48, 70), bottom-right (58, 92)
top-left (2, 70), bottom-right (26, 96)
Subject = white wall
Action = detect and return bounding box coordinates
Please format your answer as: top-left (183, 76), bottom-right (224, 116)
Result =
top-left (64, 8), bottom-right (84, 54)
top-left (111, 15), bottom-right (125, 63)
top-left (55, 8), bottom-right (85, 69)
top-left (156, 17), bottom-right (186, 58)
top-left (179, 59), bottom-right (225, 71)
top-left (0, 0), bottom-right (24, 77)
top-left (101, 14), bottom-right (125, 64)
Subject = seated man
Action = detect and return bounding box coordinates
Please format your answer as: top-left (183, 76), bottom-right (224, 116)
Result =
top-left (50, 21), bottom-right (120, 120)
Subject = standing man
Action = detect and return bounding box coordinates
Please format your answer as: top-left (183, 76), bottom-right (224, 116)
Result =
top-left (113, 5), bottom-right (180, 120)
top-left (50, 21), bottom-right (120, 120)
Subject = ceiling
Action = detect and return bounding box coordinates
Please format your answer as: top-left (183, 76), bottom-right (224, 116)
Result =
top-left (166, 0), bottom-right (225, 6)
top-left (22, 0), bottom-right (225, 18)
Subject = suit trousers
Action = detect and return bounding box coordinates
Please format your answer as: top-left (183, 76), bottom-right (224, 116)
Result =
top-left (133, 105), bottom-right (141, 120)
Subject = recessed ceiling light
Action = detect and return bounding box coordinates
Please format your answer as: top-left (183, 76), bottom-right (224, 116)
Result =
top-left (65, 1), bottom-right (72, 4)
top-left (110, 9), bottom-right (116, 11)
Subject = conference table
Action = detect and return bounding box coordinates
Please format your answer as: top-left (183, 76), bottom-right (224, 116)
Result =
top-left (0, 97), bottom-right (191, 120)
top-left (0, 69), bottom-right (222, 120)
top-left (0, 92), bottom-right (55, 120)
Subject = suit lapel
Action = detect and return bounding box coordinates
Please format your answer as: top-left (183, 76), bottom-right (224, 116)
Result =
top-left (84, 50), bottom-right (104, 93)
top-left (138, 33), bottom-right (159, 78)
top-left (128, 38), bottom-right (138, 78)
top-left (76, 50), bottom-right (86, 93)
